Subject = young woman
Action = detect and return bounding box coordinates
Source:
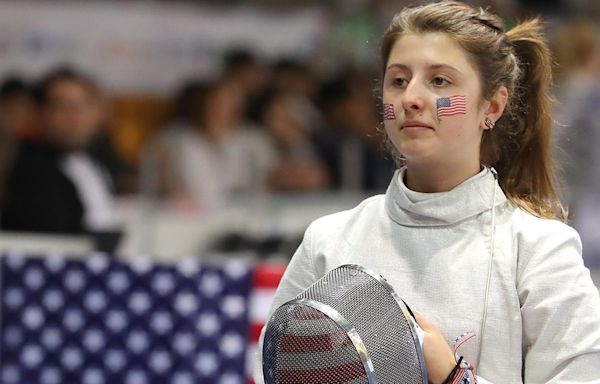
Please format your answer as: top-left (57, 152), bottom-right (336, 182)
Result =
top-left (254, 1), bottom-right (600, 382)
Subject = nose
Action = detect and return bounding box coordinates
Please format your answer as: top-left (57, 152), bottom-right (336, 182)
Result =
top-left (400, 79), bottom-right (426, 113)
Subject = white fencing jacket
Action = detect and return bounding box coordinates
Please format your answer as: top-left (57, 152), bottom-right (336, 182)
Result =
top-left (254, 167), bottom-right (600, 383)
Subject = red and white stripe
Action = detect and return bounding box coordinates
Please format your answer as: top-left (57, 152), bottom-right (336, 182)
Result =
top-left (247, 263), bottom-right (287, 384)
top-left (383, 103), bottom-right (396, 120)
top-left (450, 332), bottom-right (478, 384)
top-left (272, 304), bottom-right (367, 383)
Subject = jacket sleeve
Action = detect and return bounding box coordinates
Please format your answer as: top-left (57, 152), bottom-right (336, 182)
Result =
top-left (252, 224), bottom-right (319, 384)
top-left (517, 223), bottom-right (600, 383)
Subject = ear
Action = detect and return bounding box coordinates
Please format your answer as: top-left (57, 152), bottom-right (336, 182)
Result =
top-left (482, 86), bottom-right (508, 130)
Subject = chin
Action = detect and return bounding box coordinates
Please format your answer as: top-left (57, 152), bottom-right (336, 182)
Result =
top-left (397, 143), bottom-right (438, 163)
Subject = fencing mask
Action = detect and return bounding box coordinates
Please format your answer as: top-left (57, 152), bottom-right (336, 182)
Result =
top-left (262, 264), bottom-right (427, 384)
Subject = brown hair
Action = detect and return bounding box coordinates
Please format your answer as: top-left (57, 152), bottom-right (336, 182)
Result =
top-left (380, 0), bottom-right (566, 221)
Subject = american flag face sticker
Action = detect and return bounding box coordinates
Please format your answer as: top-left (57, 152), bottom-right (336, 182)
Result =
top-left (436, 95), bottom-right (466, 120)
top-left (383, 103), bottom-right (396, 120)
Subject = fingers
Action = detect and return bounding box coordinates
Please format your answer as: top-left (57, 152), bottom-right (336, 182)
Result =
top-left (410, 309), bottom-right (458, 383)
top-left (411, 309), bottom-right (435, 331)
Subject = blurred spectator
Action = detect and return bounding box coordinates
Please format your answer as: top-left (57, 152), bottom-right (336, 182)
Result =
top-left (1, 67), bottom-right (115, 234)
top-left (0, 76), bottom-right (37, 204)
top-left (223, 49), bottom-right (269, 100)
top-left (270, 58), bottom-right (323, 132)
top-left (0, 76), bottom-right (37, 138)
top-left (252, 88), bottom-right (329, 192)
top-left (144, 78), bottom-right (273, 209)
top-left (223, 49), bottom-right (270, 120)
top-left (271, 59), bottom-right (318, 101)
top-left (315, 69), bottom-right (395, 191)
top-left (551, 19), bottom-right (600, 262)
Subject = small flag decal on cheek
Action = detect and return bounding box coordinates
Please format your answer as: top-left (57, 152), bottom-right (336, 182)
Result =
top-left (436, 95), bottom-right (466, 120)
top-left (383, 103), bottom-right (396, 120)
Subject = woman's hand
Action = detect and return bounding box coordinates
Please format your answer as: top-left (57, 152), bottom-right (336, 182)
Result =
top-left (412, 310), bottom-right (457, 384)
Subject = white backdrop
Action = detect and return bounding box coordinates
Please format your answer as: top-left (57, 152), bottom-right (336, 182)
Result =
top-left (0, 1), bottom-right (326, 94)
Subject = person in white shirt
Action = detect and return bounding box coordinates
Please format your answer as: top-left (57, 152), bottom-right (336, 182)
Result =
top-left (145, 79), bottom-right (274, 210)
top-left (254, 1), bottom-right (600, 383)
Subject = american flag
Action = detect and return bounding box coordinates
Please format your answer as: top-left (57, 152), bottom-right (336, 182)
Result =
top-left (383, 103), bottom-right (396, 120)
top-left (246, 264), bottom-right (286, 383)
top-left (436, 96), bottom-right (466, 119)
top-left (0, 251), bottom-right (253, 384)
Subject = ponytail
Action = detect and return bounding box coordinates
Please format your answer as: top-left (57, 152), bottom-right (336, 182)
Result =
top-left (493, 19), bottom-right (566, 221)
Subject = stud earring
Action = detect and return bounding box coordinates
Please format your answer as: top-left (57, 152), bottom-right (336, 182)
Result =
top-left (484, 117), bottom-right (495, 130)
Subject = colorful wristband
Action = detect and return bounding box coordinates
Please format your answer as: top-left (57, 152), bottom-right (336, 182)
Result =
top-left (446, 332), bottom-right (478, 384)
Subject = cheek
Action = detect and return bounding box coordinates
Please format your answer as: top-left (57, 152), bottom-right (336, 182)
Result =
top-left (438, 111), bottom-right (482, 145)
top-left (438, 113), bottom-right (468, 131)
top-left (383, 120), bottom-right (396, 141)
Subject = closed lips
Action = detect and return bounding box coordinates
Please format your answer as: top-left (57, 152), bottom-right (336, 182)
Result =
top-left (402, 121), bottom-right (432, 129)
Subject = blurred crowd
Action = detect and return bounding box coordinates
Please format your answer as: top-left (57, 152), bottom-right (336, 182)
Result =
top-left (0, 4), bottom-right (599, 262)
top-left (140, 54), bottom-right (395, 210)
top-left (0, 51), bottom-right (397, 236)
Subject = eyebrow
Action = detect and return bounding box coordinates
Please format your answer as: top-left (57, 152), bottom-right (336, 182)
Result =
top-left (385, 63), bottom-right (461, 74)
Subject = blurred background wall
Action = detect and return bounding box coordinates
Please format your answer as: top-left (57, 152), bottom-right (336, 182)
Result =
top-left (0, 0), bottom-right (598, 269)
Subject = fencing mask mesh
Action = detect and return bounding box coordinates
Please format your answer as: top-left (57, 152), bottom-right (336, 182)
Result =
top-left (262, 264), bottom-right (427, 384)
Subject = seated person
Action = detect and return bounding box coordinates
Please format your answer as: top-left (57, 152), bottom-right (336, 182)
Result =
top-left (1, 67), bottom-right (115, 234)
top-left (145, 78), bottom-right (273, 210)
top-left (252, 87), bottom-right (329, 192)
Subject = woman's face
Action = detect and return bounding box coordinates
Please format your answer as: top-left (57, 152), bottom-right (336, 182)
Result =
top-left (263, 95), bottom-right (303, 143)
top-left (202, 83), bottom-right (243, 132)
top-left (383, 32), bottom-right (489, 168)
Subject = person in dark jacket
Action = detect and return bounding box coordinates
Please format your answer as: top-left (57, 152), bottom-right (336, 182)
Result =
top-left (1, 67), bottom-right (114, 234)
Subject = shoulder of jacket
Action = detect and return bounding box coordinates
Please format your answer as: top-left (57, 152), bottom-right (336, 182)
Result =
top-left (512, 208), bottom-right (580, 245)
top-left (511, 208), bottom-right (582, 276)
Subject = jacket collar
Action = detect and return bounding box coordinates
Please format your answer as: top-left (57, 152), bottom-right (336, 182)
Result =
top-left (384, 166), bottom-right (507, 227)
